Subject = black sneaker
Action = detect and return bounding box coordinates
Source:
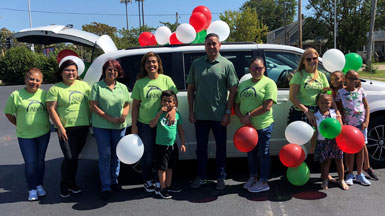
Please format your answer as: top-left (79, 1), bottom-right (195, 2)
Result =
top-left (101, 190), bottom-right (111, 200)
top-left (60, 183), bottom-right (70, 198)
top-left (68, 184), bottom-right (82, 194)
top-left (144, 182), bottom-right (155, 192)
top-left (167, 185), bottom-right (182, 193)
top-left (364, 167), bottom-right (379, 180)
top-left (155, 186), bottom-right (161, 195)
top-left (111, 184), bottom-right (122, 192)
top-left (158, 188), bottom-right (172, 199)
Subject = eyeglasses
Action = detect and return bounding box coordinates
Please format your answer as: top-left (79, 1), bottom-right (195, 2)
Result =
top-left (63, 69), bottom-right (77, 73)
top-left (250, 66), bottom-right (265, 71)
top-left (306, 57), bottom-right (318, 62)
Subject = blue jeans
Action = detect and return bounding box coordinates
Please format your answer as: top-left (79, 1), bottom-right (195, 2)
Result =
top-left (247, 123), bottom-right (274, 182)
top-left (18, 132), bottom-right (50, 190)
top-left (137, 121), bottom-right (156, 182)
top-left (195, 120), bottom-right (227, 179)
top-left (94, 127), bottom-right (126, 191)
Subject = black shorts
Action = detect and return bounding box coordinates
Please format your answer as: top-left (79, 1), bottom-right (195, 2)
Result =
top-left (154, 143), bottom-right (179, 170)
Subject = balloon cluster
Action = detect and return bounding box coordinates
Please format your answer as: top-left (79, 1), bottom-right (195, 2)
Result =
top-left (138, 5), bottom-right (230, 46)
top-left (116, 134), bottom-right (144, 164)
top-left (233, 125), bottom-right (259, 152)
top-left (57, 49), bottom-right (86, 76)
top-left (322, 49), bottom-right (363, 73)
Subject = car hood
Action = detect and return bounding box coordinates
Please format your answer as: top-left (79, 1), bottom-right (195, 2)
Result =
top-left (361, 79), bottom-right (385, 91)
top-left (12, 25), bottom-right (117, 53)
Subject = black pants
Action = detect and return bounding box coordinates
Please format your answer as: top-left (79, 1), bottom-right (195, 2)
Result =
top-left (58, 126), bottom-right (88, 187)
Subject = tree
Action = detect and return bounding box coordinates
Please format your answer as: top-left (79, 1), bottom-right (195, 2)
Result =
top-left (220, 7), bottom-right (268, 43)
top-left (305, 0), bottom-right (371, 53)
top-left (375, 0), bottom-right (385, 30)
top-left (242, 0), bottom-right (297, 31)
top-left (82, 22), bottom-right (117, 37)
top-left (115, 25), bottom-right (156, 49)
top-left (159, 22), bottom-right (177, 32)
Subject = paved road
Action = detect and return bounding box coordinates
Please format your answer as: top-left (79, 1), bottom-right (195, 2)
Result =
top-left (1, 85), bottom-right (385, 216)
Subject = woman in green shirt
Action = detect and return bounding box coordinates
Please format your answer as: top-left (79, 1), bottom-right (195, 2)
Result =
top-left (89, 59), bottom-right (130, 200)
top-left (46, 60), bottom-right (91, 198)
top-left (131, 52), bottom-right (178, 192)
top-left (4, 68), bottom-right (51, 201)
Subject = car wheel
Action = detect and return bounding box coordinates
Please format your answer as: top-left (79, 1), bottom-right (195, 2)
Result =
top-left (367, 115), bottom-right (385, 167)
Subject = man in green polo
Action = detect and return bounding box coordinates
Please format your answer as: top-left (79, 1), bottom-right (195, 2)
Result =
top-left (187, 33), bottom-right (238, 190)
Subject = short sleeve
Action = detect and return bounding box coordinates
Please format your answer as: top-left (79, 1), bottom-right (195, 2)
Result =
top-left (320, 72), bottom-right (330, 88)
top-left (89, 83), bottom-right (99, 101)
top-left (335, 89), bottom-right (342, 102)
top-left (186, 63), bottom-right (195, 85)
top-left (46, 86), bottom-right (58, 102)
top-left (166, 76), bottom-right (178, 94)
top-left (4, 92), bottom-right (16, 115)
top-left (84, 82), bottom-right (91, 99)
top-left (131, 80), bottom-right (142, 101)
top-left (123, 85), bottom-right (130, 103)
top-left (264, 80), bottom-right (278, 104)
top-left (289, 71), bottom-right (301, 85)
top-left (226, 63), bottom-right (239, 88)
top-left (361, 88), bottom-right (367, 98)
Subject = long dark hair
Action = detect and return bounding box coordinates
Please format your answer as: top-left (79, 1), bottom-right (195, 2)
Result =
top-left (137, 52), bottom-right (164, 80)
top-left (56, 60), bottom-right (78, 82)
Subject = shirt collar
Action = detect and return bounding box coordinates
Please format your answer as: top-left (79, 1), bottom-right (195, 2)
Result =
top-left (205, 53), bottom-right (222, 63)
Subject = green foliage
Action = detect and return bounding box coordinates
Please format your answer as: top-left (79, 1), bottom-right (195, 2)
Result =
top-left (242, 0), bottom-right (297, 31)
top-left (0, 47), bottom-right (57, 85)
top-left (220, 7), bottom-right (268, 43)
top-left (375, 0), bottom-right (385, 30)
top-left (159, 22), bottom-right (177, 32)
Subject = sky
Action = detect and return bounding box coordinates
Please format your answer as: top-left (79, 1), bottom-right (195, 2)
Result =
top-left (0, 0), bottom-right (310, 32)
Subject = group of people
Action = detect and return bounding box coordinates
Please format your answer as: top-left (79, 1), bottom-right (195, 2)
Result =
top-left (4, 33), bottom-right (378, 202)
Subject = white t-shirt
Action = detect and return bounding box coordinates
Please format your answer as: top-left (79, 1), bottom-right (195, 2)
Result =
top-left (315, 109), bottom-right (337, 140)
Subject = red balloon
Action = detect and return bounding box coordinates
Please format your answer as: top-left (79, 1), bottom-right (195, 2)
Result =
top-left (138, 32), bottom-right (157, 46)
top-left (169, 32), bottom-right (182, 45)
top-left (233, 126), bottom-right (258, 152)
top-left (192, 5), bottom-right (212, 29)
top-left (57, 49), bottom-right (78, 64)
top-left (336, 125), bottom-right (365, 154)
top-left (189, 12), bottom-right (207, 32)
top-left (279, 144), bottom-right (305, 167)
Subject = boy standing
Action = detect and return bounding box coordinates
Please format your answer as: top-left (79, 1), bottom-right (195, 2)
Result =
top-left (149, 90), bottom-right (186, 199)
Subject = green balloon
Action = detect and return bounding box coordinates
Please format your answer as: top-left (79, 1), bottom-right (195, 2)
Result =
top-left (287, 162), bottom-right (310, 186)
top-left (198, 30), bottom-right (207, 43)
top-left (319, 118), bottom-right (342, 139)
top-left (342, 53), bottom-right (363, 73)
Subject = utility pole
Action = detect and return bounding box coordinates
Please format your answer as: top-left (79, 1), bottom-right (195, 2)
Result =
top-left (367, 0), bottom-right (377, 71)
top-left (137, 0), bottom-right (141, 30)
top-left (334, 0), bottom-right (337, 49)
top-left (176, 12), bottom-right (179, 27)
top-left (298, 0), bottom-right (302, 48)
top-left (141, 0), bottom-right (144, 27)
top-left (120, 0), bottom-right (132, 30)
top-left (27, 0), bottom-right (34, 51)
top-left (284, 2), bottom-right (287, 45)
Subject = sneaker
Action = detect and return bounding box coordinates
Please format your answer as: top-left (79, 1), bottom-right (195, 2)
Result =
top-left (364, 167), bottom-right (379, 180)
top-left (60, 183), bottom-right (70, 198)
top-left (68, 184), bottom-right (82, 194)
top-left (248, 182), bottom-right (270, 193)
top-left (345, 174), bottom-right (355, 186)
top-left (144, 181), bottom-right (156, 192)
top-left (28, 189), bottom-right (38, 201)
top-left (216, 178), bottom-right (226, 191)
top-left (101, 190), bottom-right (111, 200)
top-left (36, 185), bottom-right (46, 197)
top-left (155, 186), bottom-right (161, 195)
top-left (167, 185), bottom-right (182, 193)
top-left (111, 184), bottom-right (122, 192)
top-left (158, 188), bottom-right (172, 199)
top-left (243, 177), bottom-right (256, 190)
top-left (356, 173), bottom-right (371, 186)
top-left (190, 176), bottom-right (207, 189)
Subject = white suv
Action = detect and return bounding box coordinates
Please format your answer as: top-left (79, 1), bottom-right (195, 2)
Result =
top-left (13, 25), bottom-right (385, 166)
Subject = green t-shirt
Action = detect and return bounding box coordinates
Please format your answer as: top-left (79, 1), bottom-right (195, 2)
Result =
top-left (289, 70), bottom-right (329, 106)
top-left (186, 54), bottom-right (239, 121)
top-left (235, 76), bottom-right (277, 130)
top-left (155, 111), bottom-right (182, 146)
top-left (4, 88), bottom-right (50, 138)
top-left (131, 74), bottom-right (178, 124)
top-left (46, 80), bottom-right (91, 128)
top-left (90, 80), bottom-right (130, 129)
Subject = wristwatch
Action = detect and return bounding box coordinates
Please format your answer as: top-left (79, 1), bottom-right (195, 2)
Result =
top-left (246, 112), bottom-right (251, 117)
top-left (225, 109), bottom-right (231, 115)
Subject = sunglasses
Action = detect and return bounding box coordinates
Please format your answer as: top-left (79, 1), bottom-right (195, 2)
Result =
top-left (306, 57), bottom-right (318, 62)
top-left (347, 77), bottom-right (359, 81)
top-left (250, 66), bottom-right (265, 71)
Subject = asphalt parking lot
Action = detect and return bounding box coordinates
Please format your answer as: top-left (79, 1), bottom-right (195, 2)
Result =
top-left (1, 85), bottom-right (385, 216)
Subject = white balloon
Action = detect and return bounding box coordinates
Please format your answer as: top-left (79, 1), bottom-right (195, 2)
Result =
top-left (207, 20), bottom-right (230, 42)
top-left (176, 23), bottom-right (196, 44)
top-left (285, 121), bottom-right (314, 145)
top-left (239, 73), bottom-right (252, 83)
top-left (59, 55), bottom-right (86, 76)
top-left (322, 49), bottom-right (346, 72)
top-left (116, 134), bottom-right (144, 164)
top-left (155, 26), bottom-right (172, 45)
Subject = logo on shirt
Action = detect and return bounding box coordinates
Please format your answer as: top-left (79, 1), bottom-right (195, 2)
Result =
top-left (240, 86), bottom-right (257, 98)
top-left (26, 100), bottom-right (45, 112)
top-left (303, 79), bottom-right (322, 89)
top-left (160, 117), bottom-right (177, 127)
top-left (69, 90), bottom-right (86, 103)
top-left (146, 85), bottom-right (162, 99)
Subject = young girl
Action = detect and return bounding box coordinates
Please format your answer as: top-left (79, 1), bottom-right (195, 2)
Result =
top-left (311, 91), bottom-right (348, 190)
top-left (335, 70), bottom-right (371, 186)
top-left (330, 71), bottom-right (344, 97)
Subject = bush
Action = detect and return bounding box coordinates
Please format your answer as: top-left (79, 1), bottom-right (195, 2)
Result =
top-left (0, 47), bottom-right (58, 85)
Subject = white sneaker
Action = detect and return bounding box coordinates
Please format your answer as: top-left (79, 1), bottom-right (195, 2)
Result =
top-left (248, 182), bottom-right (270, 193)
top-left (356, 173), bottom-right (371, 186)
top-left (243, 177), bottom-right (256, 190)
top-left (345, 174), bottom-right (355, 186)
top-left (36, 185), bottom-right (46, 197)
top-left (28, 189), bottom-right (38, 201)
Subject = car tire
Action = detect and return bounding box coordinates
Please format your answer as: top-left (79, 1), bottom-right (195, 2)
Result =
top-left (367, 115), bottom-right (385, 167)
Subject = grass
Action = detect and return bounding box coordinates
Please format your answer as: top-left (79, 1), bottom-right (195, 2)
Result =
top-left (359, 62), bottom-right (385, 80)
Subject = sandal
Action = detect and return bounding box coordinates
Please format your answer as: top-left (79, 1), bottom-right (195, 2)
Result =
top-left (328, 175), bottom-right (337, 184)
top-left (338, 180), bottom-right (350, 190)
top-left (321, 180), bottom-right (329, 190)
